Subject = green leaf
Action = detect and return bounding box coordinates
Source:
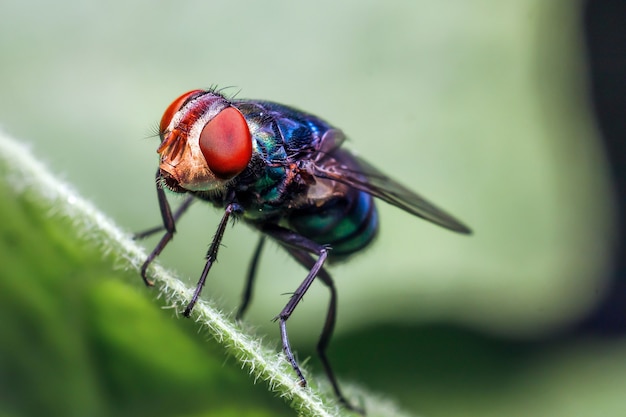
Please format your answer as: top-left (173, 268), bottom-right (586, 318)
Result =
top-left (0, 133), bottom-right (416, 417)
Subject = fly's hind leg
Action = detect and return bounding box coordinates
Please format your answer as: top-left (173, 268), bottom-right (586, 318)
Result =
top-left (262, 224), bottom-right (362, 414)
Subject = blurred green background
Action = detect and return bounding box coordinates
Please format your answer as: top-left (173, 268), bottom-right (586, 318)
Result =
top-left (0, 0), bottom-right (623, 416)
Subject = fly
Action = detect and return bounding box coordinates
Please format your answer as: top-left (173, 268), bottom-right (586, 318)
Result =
top-left (137, 88), bottom-right (472, 413)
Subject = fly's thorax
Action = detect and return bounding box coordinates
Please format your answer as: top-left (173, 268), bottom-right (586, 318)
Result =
top-left (157, 90), bottom-right (254, 192)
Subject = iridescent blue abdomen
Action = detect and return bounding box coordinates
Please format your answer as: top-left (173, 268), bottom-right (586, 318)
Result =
top-left (288, 186), bottom-right (379, 259)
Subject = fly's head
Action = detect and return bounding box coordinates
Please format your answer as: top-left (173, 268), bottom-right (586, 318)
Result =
top-left (157, 90), bottom-right (253, 192)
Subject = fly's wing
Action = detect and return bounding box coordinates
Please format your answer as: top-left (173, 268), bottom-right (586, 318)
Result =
top-left (311, 129), bottom-right (472, 234)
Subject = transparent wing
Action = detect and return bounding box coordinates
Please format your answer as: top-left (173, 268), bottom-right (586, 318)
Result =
top-left (311, 129), bottom-right (472, 234)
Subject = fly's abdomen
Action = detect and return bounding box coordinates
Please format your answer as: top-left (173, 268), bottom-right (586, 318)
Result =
top-left (287, 189), bottom-right (378, 259)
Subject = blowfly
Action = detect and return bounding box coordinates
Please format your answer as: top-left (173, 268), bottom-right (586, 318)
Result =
top-left (138, 88), bottom-right (471, 412)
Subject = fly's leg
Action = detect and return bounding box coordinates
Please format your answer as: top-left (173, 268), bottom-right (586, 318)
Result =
top-left (183, 202), bottom-right (242, 317)
top-left (140, 169), bottom-right (186, 286)
top-left (283, 246), bottom-right (363, 414)
top-left (262, 224), bottom-right (361, 413)
top-left (236, 235), bottom-right (266, 321)
top-left (134, 195), bottom-right (194, 239)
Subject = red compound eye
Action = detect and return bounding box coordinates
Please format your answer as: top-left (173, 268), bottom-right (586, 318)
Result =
top-left (199, 106), bottom-right (252, 179)
top-left (159, 90), bottom-right (203, 135)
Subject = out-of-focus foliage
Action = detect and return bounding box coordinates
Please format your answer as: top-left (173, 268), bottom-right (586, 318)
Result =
top-left (1, 1), bottom-right (624, 416)
top-left (0, 175), bottom-right (293, 417)
top-left (0, 0), bottom-right (613, 337)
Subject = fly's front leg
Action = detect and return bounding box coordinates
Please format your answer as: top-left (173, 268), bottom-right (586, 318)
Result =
top-left (183, 202), bottom-right (243, 317)
top-left (135, 195), bottom-right (194, 240)
top-left (140, 169), bottom-right (184, 286)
